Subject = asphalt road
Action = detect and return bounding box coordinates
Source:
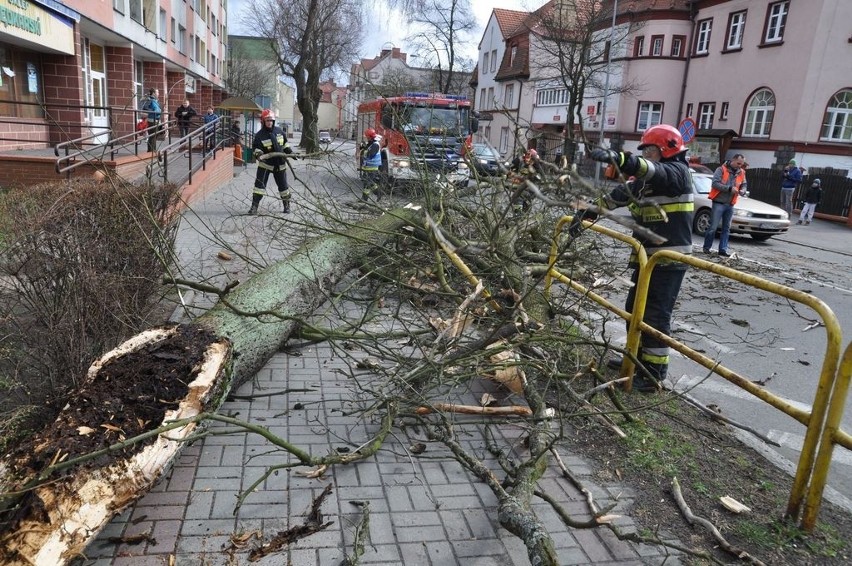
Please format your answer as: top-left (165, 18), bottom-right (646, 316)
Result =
top-left (318, 139), bottom-right (852, 511)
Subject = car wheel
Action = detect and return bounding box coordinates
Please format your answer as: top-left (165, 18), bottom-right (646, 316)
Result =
top-left (750, 233), bottom-right (773, 241)
top-left (693, 208), bottom-right (712, 236)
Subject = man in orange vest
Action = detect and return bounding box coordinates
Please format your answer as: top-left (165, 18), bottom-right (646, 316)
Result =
top-left (702, 153), bottom-right (747, 257)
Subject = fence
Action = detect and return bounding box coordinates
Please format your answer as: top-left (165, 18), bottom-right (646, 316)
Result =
top-left (745, 168), bottom-right (852, 220)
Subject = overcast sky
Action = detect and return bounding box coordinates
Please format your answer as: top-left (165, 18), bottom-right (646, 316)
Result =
top-left (227, 0), bottom-right (534, 67)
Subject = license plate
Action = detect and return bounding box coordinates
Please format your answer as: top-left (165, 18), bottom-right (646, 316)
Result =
top-left (758, 223), bottom-right (778, 229)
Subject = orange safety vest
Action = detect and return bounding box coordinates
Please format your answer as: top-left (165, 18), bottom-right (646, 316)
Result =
top-left (709, 165), bottom-right (746, 205)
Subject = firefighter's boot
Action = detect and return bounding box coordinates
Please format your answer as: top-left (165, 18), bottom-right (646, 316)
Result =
top-left (248, 194), bottom-right (262, 215)
top-left (282, 199), bottom-right (290, 213)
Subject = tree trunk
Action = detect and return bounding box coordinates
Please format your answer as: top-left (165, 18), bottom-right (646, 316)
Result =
top-left (0, 208), bottom-right (421, 566)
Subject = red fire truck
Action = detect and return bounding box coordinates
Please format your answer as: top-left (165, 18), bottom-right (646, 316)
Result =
top-left (356, 92), bottom-right (478, 188)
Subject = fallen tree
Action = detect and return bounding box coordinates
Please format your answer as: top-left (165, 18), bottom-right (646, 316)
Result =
top-left (0, 207), bottom-right (421, 565)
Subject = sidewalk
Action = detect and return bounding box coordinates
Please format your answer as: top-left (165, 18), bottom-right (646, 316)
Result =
top-left (82, 157), bottom-right (679, 565)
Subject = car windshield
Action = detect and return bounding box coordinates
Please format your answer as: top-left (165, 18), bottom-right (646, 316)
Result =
top-left (399, 105), bottom-right (465, 136)
top-left (691, 173), bottom-right (712, 195)
top-left (472, 144), bottom-right (499, 159)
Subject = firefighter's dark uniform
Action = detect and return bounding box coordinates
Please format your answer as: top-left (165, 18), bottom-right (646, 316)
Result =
top-left (361, 137), bottom-right (382, 200)
top-left (576, 152), bottom-right (694, 387)
top-left (250, 124), bottom-right (292, 214)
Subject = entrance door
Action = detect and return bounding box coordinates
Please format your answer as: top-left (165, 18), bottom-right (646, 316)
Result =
top-left (84, 40), bottom-right (109, 144)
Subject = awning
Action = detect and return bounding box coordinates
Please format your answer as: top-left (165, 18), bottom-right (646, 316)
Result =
top-left (217, 96), bottom-right (262, 112)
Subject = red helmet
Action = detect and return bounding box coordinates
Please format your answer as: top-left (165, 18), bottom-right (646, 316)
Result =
top-left (260, 108), bottom-right (275, 123)
top-left (524, 148), bottom-right (538, 162)
top-left (365, 128), bottom-right (377, 139)
top-left (638, 124), bottom-right (686, 158)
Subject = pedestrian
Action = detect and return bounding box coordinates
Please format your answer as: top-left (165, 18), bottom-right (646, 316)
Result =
top-left (702, 153), bottom-right (747, 257)
top-left (508, 148), bottom-right (538, 212)
top-left (249, 108), bottom-right (293, 215)
top-left (360, 128), bottom-right (383, 201)
top-left (230, 121), bottom-right (241, 147)
top-left (174, 99), bottom-right (197, 139)
top-left (797, 178), bottom-right (822, 225)
top-left (141, 88), bottom-right (161, 154)
top-left (572, 124), bottom-right (694, 392)
top-left (780, 158), bottom-right (802, 217)
top-left (203, 106), bottom-right (218, 154)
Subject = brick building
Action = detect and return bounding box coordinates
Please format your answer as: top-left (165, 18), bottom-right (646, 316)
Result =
top-left (0, 0), bottom-right (229, 151)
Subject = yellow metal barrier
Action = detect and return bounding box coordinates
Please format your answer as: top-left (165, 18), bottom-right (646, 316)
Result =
top-left (546, 214), bottom-right (849, 530)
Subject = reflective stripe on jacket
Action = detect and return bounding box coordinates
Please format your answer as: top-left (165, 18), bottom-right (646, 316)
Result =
top-left (253, 126), bottom-right (290, 171)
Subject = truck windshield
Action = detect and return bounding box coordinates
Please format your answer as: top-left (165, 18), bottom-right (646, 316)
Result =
top-left (399, 105), bottom-right (470, 136)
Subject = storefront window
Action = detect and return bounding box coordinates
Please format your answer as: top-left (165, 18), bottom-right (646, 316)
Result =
top-left (0, 42), bottom-right (45, 119)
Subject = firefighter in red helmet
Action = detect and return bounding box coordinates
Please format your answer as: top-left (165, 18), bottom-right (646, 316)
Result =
top-left (249, 109), bottom-right (294, 215)
top-left (570, 124), bottom-right (694, 392)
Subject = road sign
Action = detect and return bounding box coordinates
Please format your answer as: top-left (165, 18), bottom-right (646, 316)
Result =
top-left (679, 117), bottom-right (696, 143)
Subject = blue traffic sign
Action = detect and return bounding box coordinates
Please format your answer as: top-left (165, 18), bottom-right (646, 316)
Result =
top-left (678, 118), bottom-right (696, 143)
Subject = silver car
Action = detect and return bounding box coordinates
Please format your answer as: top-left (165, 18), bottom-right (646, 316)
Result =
top-left (691, 172), bottom-right (790, 241)
top-left (319, 130), bottom-right (332, 143)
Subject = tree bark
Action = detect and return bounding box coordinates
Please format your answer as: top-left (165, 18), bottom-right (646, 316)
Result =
top-left (0, 208), bottom-right (421, 566)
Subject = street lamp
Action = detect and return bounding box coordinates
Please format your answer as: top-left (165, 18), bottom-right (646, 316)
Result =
top-left (595, 0), bottom-right (618, 182)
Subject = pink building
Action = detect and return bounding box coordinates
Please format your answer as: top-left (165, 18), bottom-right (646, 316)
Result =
top-left (0, 0), bottom-right (229, 151)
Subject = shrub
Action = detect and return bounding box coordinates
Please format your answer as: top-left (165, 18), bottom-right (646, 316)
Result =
top-left (0, 178), bottom-right (181, 451)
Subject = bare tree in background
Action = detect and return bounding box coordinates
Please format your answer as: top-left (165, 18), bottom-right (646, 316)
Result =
top-left (252, 0), bottom-right (362, 152)
top-left (225, 43), bottom-right (277, 101)
top-left (395, 0), bottom-right (476, 94)
top-left (531, 0), bottom-right (638, 163)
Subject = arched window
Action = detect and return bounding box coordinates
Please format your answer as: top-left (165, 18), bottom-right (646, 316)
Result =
top-left (821, 89), bottom-right (852, 142)
top-left (743, 89), bottom-right (775, 137)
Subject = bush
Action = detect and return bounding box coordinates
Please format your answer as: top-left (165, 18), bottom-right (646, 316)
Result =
top-left (0, 178), bottom-right (181, 451)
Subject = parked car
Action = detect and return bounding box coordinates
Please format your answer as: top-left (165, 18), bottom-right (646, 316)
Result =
top-left (319, 130), bottom-right (332, 143)
top-left (466, 143), bottom-right (508, 177)
top-left (691, 172), bottom-right (790, 241)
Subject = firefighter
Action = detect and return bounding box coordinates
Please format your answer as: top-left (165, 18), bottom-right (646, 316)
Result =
top-left (249, 109), bottom-right (293, 215)
top-left (570, 124), bottom-right (694, 392)
top-left (360, 128), bottom-right (382, 201)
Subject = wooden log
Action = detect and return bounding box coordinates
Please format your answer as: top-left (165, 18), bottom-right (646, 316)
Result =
top-left (415, 403), bottom-right (534, 416)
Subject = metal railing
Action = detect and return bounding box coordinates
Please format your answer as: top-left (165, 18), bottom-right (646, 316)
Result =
top-left (544, 215), bottom-right (850, 531)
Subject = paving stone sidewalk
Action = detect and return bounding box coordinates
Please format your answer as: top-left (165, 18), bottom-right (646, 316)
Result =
top-left (80, 159), bottom-right (681, 565)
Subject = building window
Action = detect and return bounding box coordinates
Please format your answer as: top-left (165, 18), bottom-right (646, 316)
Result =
top-left (479, 88), bottom-right (486, 110)
top-left (633, 36), bottom-right (644, 57)
top-left (821, 89), bottom-right (852, 142)
top-left (129, 0), bottom-right (141, 24)
top-left (603, 40), bottom-right (611, 62)
top-left (671, 36), bottom-right (684, 57)
top-left (483, 52), bottom-right (489, 74)
top-left (743, 89), bottom-right (775, 137)
top-left (698, 103), bottom-right (715, 129)
top-left (171, 17), bottom-right (176, 43)
top-left (0, 42), bottom-right (45, 119)
top-left (651, 35), bottom-right (663, 56)
top-left (500, 127), bottom-right (509, 153)
top-left (487, 87), bottom-right (494, 110)
top-left (764, 1), bottom-right (788, 43)
top-left (490, 49), bottom-right (497, 72)
top-left (686, 103), bottom-right (693, 118)
top-left (695, 19), bottom-right (712, 54)
top-left (178, 25), bottom-right (186, 54)
top-left (720, 101), bottom-right (729, 121)
top-left (504, 83), bottom-right (514, 108)
top-left (509, 46), bottom-right (517, 66)
top-left (726, 11), bottom-right (746, 50)
top-left (159, 8), bottom-right (166, 41)
top-left (114, 0), bottom-right (125, 14)
top-left (637, 102), bottom-right (663, 131)
top-left (535, 87), bottom-right (568, 107)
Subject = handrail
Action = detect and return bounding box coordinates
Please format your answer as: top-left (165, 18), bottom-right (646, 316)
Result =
top-left (546, 214), bottom-right (848, 531)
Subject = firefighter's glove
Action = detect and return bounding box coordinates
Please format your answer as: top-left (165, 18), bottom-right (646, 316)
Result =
top-left (590, 148), bottom-right (624, 165)
top-left (568, 215), bottom-right (584, 238)
top-left (253, 149), bottom-right (263, 159)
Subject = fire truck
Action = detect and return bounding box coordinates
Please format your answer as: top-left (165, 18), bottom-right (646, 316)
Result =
top-left (356, 92), bottom-right (478, 188)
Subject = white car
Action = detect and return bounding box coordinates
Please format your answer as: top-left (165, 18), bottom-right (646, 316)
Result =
top-left (691, 172), bottom-right (790, 241)
top-left (318, 130), bottom-right (332, 143)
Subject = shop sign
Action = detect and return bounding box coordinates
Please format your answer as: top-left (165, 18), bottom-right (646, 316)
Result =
top-left (0, 0), bottom-right (75, 55)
